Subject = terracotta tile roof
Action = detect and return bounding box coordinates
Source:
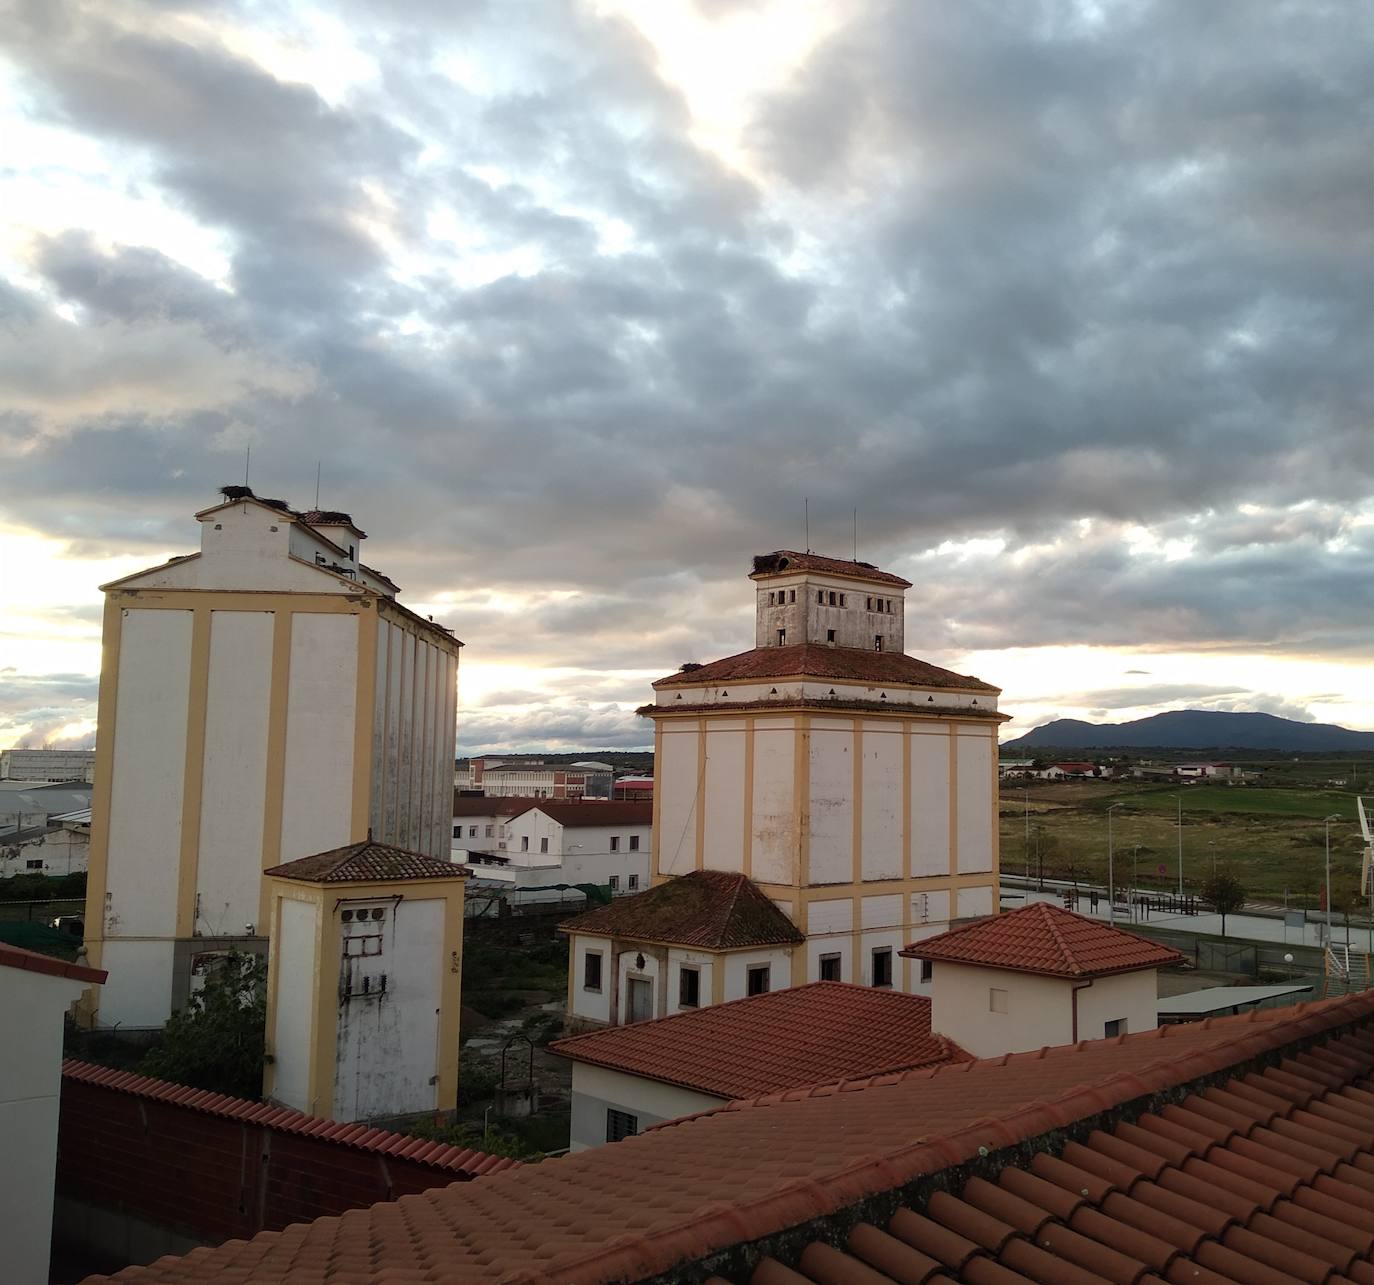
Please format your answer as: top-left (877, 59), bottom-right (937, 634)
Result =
top-left (551, 982), bottom-right (969, 1099)
top-left (559, 870), bottom-right (804, 949)
top-left (0, 941), bottom-right (106, 985)
top-left (902, 901), bottom-right (1187, 978)
top-left (504, 800), bottom-right (652, 828)
top-left (452, 795), bottom-right (528, 817)
top-left (264, 839), bottom-right (467, 884)
top-left (751, 550), bottom-right (912, 588)
top-left (84, 991), bottom-right (1374, 1284)
top-left (652, 643), bottom-right (999, 692)
top-left (61, 1061), bottom-right (516, 1179)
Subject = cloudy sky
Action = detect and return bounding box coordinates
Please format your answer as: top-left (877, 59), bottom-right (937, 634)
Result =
top-left (3, 0), bottom-right (1374, 754)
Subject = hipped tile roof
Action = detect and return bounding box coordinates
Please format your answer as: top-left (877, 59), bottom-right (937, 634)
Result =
top-left (652, 642), bottom-right (1000, 692)
top-left (264, 839), bottom-right (467, 884)
top-left (61, 1061), bottom-right (516, 1178)
top-left (85, 990), bottom-right (1374, 1284)
top-left (559, 869), bottom-right (803, 949)
top-left (750, 550), bottom-right (913, 587)
top-left (551, 982), bottom-right (968, 1099)
top-left (902, 900), bottom-right (1187, 978)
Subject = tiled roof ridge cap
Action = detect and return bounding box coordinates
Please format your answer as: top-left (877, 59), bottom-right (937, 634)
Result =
top-left (1037, 900), bottom-right (1084, 975)
top-left (554, 990), bottom-right (1374, 1285)
top-left (60, 1060), bottom-right (518, 1177)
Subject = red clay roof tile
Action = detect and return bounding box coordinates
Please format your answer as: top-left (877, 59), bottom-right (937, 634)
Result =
top-left (750, 550), bottom-right (913, 588)
top-left (559, 869), bottom-right (803, 949)
top-left (81, 990), bottom-right (1374, 1285)
top-left (264, 839), bottom-right (467, 884)
top-left (552, 983), bottom-right (968, 1099)
top-left (0, 941), bottom-right (106, 984)
top-left (901, 902), bottom-right (1186, 979)
top-left (503, 799), bottom-right (652, 828)
top-left (652, 643), bottom-right (999, 692)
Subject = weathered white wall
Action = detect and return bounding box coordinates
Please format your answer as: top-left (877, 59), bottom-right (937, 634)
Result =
top-left (1, 826), bottom-right (89, 878)
top-left (98, 940), bottom-right (176, 1028)
top-left (722, 946), bottom-right (792, 1001)
top-left (909, 731), bottom-right (950, 877)
top-left (0, 966), bottom-right (87, 1285)
top-left (104, 608), bottom-right (191, 944)
top-left (279, 613), bottom-right (357, 865)
top-left (807, 721), bottom-right (852, 885)
top-left (860, 724), bottom-right (902, 880)
top-left (334, 896), bottom-right (443, 1122)
top-left (930, 962), bottom-right (1074, 1057)
top-left (702, 723), bottom-right (746, 870)
top-left (805, 896), bottom-right (853, 981)
top-left (957, 885), bottom-right (995, 919)
top-left (196, 611), bottom-right (273, 935)
top-left (1076, 967), bottom-right (1158, 1040)
top-left (956, 732), bottom-right (994, 874)
top-left (664, 948), bottom-right (716, 1016)
top-left (750, 719), bottom-right (795, 884)
top-left (568, 1063), bottom-right (725, 1152)
top-left (570, 935), bottom-right (612, 1025)
top-left (753, 572), bottom-right (906, 652)
top-left (657, 726), bottom-right (699, 876)
top-left (269, 896), bottom-right (317, 1113)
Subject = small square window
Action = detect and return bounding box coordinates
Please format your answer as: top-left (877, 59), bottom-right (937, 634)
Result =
top-left (747, 965), bottom-right (771, 996)
top-left (606, 1109), bottom-right (638, 1143)
top-left (989, 987), bottom-right (1008, 1013)
top-left (1104, 1018), bottom-right (1126, 1038)
top-left (629, 835), bottom-right (640, 851)
top-left (777, 628), bottom-right (786, 645)
top-left (628, 873), bottom-right (639, 890)
top-left (453, 825), bottom-right (461, 838)
top-left (828, 591), bottom-right (837, 606)
top-left (874, 635), bottom-right (884, 652)
top-left (769, 591), bottom-right (776, 605)
top-left (484, 825), bottom-right (494, 837)
top-left (610, 836), bottom-right (620, 851)
top-left (920, 959), bottom-right (933, 983)
top-left (817, 590), bottom-right (825, 605)
top-left (866, 596), bottom-right (873, 610)
top-left (584, 951), bottom-right (603, 991)
top-left (679, 966), bottom-right (700, 1008)
top-left (789, 589), bottom-right (796, 603)
top-left (540, 837), bottom-right (549, 853)
top-left (826, 628), bottom-right (835, 644)
top-left (819, 953), bottom-right (841, 982)
top-left (469, 826), bottom-right (477, 837)
top-left (871, 947), bottom-right (893, 988)
top-left (26, 858), bottom-right (44, 870)
top-left (609, 875), bottom-right (620, 891)
top-left (839, 593), bottom-right (846, 606)
top-left (521, 836), bottom-right (529, 851)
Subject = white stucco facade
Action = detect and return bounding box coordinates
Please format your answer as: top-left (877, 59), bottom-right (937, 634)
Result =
top-left (567, 1063), bottom-right (725, 1152)
top-left (0, 954), bottom-right (101, 1285)
top-left (86, 494), bottom-right (461, 1029)
top-left (930, 961), bottom-right (1160, 1058)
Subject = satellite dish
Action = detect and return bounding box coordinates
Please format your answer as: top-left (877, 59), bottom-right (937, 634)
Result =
top-left (1359, 797), bottom-right (1373, 895)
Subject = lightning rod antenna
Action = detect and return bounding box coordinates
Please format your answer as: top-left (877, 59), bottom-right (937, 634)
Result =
top-left (315, 461), bottom-right (321, 509)
top-left (853, 507), bottom-right (858, 562)
top-left (804, 496), bottom-right (810, 553)
top-left (244, 445), bottom-right (250, 487)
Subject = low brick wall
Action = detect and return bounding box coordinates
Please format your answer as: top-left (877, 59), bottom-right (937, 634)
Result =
top-left (55, 1062), bottom-right (517, 1266)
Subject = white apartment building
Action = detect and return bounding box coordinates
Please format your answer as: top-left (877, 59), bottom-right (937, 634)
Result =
top-left (84, 487), bottom-right (461, 1029)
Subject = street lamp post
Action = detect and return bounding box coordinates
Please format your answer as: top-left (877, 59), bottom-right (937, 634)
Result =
top-left (1024, 789), bottom-right (1030, 880)
top-left (1175, 794), bottom-right (1184, 898)
top-left (1108, 806), bottom-right (1115, 915)
top-left (1324, 814), bottom-right (1342, 951)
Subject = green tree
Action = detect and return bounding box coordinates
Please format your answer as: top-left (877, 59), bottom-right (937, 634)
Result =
top-left (140, 951), bottom-right (266, 1099)
top-left (1202, 870), bottom-right (1246, 938)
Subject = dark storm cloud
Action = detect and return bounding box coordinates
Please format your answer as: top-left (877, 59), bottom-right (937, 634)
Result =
top-left (4, 0), bottom-right (1374, 747)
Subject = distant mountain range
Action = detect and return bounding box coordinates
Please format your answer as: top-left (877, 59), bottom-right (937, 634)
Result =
top-left (1003, 709), bottom-right (1374, 753)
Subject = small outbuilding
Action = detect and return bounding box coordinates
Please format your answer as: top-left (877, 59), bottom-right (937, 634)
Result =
top-left (900, 901), bottom-right (1185, 1057)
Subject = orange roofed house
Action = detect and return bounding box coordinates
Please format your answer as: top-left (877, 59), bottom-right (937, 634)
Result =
top-left (84, 987), bottom-right (1374, 1284)
top-left (563, 550), bottom-right (1008, 1027)
top-left (551, 980), bottom-right (968, 1149)
top-left (903, 900), bottom-right (1187, 1056)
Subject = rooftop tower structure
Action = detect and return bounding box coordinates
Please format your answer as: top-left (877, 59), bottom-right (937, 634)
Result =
top-left (84, 487), bottom-right (461, 1029)
top-left (565, 549), bottom-right (1007, 1024)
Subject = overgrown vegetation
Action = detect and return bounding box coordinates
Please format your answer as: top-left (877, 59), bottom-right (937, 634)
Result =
top-left (139, 951), bottom-right (267, 1100)
top-left (0, 870), bottom-right (87, 901)
top-left (462, 934), bottom-right (568, 1019)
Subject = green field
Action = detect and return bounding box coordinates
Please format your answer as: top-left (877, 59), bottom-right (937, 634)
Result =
top-left (1000, 781), bottom-right (1368, 910)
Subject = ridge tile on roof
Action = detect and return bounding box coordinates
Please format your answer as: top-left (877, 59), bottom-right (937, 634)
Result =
top-left (559, 869), bottom-right (803, 949)
top-left (551, 982), bottom-right (969, 1099)
top-left (265, 839), bottom-right (467, 884)
top-left (901, 900), bottom-right (1186, 978)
